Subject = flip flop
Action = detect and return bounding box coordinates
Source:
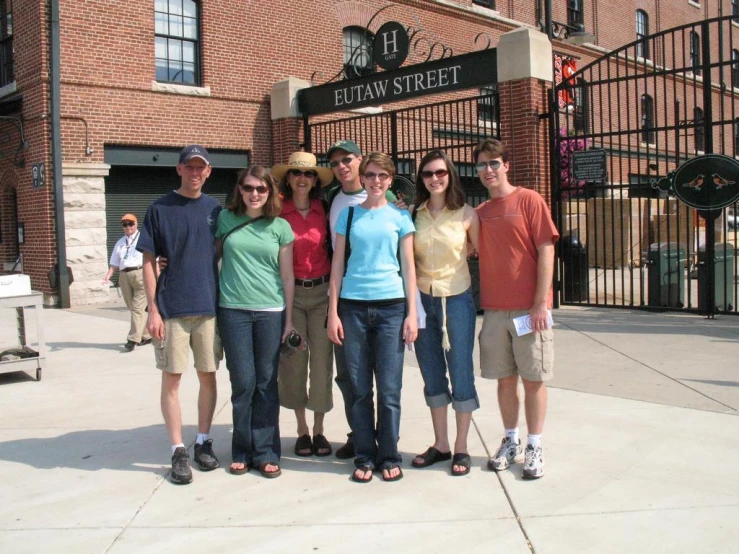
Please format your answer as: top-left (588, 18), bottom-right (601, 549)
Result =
top-left (382, 464), bottom-right (404, 482)
top-left (229, 462), bottom-right (249, 475)
top-left (412, 446), bottom-right (452, 468)
top-left (294, 434), bottom-right (313, 457)
top-left (351, 465), bottom-right (374, 484)
top-left (451, 453), bottom-right (472, 476)
top-left (312, 434), bottom-right (332, 457)
top-left (257, 462), bottom-right (282, 479)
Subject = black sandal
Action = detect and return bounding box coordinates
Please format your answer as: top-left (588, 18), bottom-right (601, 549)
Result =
top-left (294, 434), bottom-right (313, 457)
top-left (412, 446), bottom-right (452, 468)
top-left (257, 462), bottom-right (282, 478)
top-left (382, 464), bottom-right (404, 482)
top-left (451, 453), bottom-right (472, 476)
top-left (351, 465), bottom-right (374, 484)
top-left (312, 434), bottom-right (332, 457)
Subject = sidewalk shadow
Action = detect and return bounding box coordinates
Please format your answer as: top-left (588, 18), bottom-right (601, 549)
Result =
top-left (681, 378), bottom-right (739, 388)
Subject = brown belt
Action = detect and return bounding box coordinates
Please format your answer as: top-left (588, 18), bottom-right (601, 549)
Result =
top-left (121, 266), bottom-right (142, 273)
top-left (295, 274), bottom-right (330, 288)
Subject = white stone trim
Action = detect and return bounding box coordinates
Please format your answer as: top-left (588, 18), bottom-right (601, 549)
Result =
top-left (0, 81), bottom-right (17, 98)
top-left (151, 81), bottom-right (211, 96)
top-left (62, 163), bottom-right (111, 177)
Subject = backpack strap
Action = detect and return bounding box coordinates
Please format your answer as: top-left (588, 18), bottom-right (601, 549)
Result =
top-left (343, 207), bottom-right (354, 276)
top-left (321, 198), bottom-right (333, 260)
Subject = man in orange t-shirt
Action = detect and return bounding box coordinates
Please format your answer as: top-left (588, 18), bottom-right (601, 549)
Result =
top-left (474, 138), bottom-right (559, 480)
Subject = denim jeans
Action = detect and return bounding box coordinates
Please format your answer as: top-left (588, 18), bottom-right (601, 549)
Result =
top-left (218, 307), bottom-right (283, 466)
top-left (415, 288), bottom-right (479, 413)
top-left (339, 299), bottom-right (405, 470)
top-left (334, 342), bottom-right (375, 436)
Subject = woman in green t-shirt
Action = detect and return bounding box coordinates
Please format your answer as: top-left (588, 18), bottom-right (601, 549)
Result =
top-left (216, 165), bottom-right (295, 479)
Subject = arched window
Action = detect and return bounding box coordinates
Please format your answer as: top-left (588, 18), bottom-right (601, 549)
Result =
top-left (694, 107), bottom-right (704, 152)
top-left (641, 94), bottom-right (655, 144)
top-left (732, 50), bottom-right (739, 89)
top-left (636, 10), bottom-right (649, 59)
top-left (155, 0), bottom-right (200, 85)
top-left (343, 26), bottom-right (374, 78)
top-left (689, 31), bottom-right (701, 76)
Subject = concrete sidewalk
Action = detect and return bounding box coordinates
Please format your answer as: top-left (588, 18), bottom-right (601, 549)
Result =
top-left (0, 303), bottom-right (737, 553)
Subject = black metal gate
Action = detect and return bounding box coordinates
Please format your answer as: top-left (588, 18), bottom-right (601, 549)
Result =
top-left (304, 89), bottom-right (500, 207)
top-left (553, 15), bottom-right (739, 315)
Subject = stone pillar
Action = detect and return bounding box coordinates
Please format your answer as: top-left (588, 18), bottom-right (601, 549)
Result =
top-left (496, 27), bottom-right (553, 204)
top-left (62, 163), bottom-right (111, 306)
top-left (271, 77), bottom-right (311, 163)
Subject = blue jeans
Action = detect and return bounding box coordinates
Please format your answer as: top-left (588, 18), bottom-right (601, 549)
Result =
top-left (415, 289), bottom-right (479, 413)
top-left (339, 299), bottom-right (405, 470)
top-left (218, 307), bottom-right (283, 466)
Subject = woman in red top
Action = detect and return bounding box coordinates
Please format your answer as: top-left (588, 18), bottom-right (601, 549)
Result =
top-left (272, 152), bottom-right (336, 458)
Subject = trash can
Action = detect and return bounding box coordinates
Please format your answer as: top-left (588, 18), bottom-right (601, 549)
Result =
top-left (698, 243), bottom-right (735, 311)
top-left (561, 234), bottom-right (588, 302)
top-left (467, 256), bottom-right (482, 313)
top-left (646, 242), bottom-right (686, 308)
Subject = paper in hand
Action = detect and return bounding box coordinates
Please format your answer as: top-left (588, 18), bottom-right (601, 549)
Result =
top-left (513, 310), bottom-right (553, 337)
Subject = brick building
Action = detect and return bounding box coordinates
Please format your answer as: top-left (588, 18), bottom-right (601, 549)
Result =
top-left (0, 0), bottom-right (734, 307)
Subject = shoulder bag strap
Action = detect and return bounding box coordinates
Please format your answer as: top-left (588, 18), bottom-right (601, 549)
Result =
top-left (221, 216), bottom-right (264, 245)
top-left (343, 207), bottom-right (354, 276)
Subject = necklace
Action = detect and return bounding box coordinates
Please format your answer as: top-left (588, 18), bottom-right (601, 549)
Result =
top-left (296, 206), bottom-right (310, 211)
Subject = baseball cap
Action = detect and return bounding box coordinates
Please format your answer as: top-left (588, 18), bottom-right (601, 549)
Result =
top-left (121, 213), bottom-right (137, 223)
top-left (178, 144), bottom-right (210, 165)
top-left (327, 140), bottom-right (361, 159)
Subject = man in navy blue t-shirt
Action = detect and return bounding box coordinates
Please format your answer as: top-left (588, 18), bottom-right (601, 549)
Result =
top-left (137, 144), bottom-right (222, 485)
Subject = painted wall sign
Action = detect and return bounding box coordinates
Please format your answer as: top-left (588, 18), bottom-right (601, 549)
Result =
top-left (657, 154), bottom-right (739, 210)
top-left (299, 48), bottom-right (497, 116)
top-left (572, 149), bottom-right (607, 182)
top-left (373, 21), bottom-right (409, 70)
top-left (31, 162), bottom-right (46, 189)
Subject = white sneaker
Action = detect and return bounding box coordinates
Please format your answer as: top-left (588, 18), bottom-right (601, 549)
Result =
top-left (487, 437), bottom-right (524, 471)
top-left (522, 444), bottom-right (545, 480)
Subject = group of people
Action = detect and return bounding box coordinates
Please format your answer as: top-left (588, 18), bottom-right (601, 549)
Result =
top-left (128, 138), bottom-right (558, 485)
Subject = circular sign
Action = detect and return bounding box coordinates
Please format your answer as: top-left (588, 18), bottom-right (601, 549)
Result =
top-left (672, 154), bottom-right (739, 210)
top-left (373, 22), bottom-right (409, 70)
top-left (391, 175), bottom-right (415, 204)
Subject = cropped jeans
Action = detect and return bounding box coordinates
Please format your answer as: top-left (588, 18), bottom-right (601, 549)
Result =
top-left (414, 288), bottom-right (479, 413)
top-left (338, 299), bottom-right (406, 470)
top-left (218, 307), bottom-right (283, 467)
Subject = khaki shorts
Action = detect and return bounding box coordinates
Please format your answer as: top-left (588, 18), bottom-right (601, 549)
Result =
top-left (479, 310), bottom-right (554, 382)
top-left (154, 316), bottom-right (222, 374)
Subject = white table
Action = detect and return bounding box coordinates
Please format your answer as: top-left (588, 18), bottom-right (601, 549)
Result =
top-left (0, 292), bottom-right (46, 381)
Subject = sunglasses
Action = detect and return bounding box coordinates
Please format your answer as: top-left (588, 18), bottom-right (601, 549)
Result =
top-left (121, 221), bottom-right (136, 227)
top-left (288, 169), bottom-right (318, 178)
top-left (420, 169), bottom-right (449, 179)
top-left (240, 184), bottom-right (269, 194)
top-left (363, 172), bottom-right (391, 181)
top-left (475, 160), bottom-right (502, 172)
top-left (329, 156), bottom-right (355, 168)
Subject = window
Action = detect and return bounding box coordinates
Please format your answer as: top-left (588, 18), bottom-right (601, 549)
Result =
top-left (636, 10), bottom-right (649, 59)
top-left (478, 86), bottom-right (498, 125)
top-left (343, 27), bottom-right (374, 78)
top-left (733, 0), bottom-right (739, 24)
top-left (574, 78), bottom-right (589, 133)
top-left (568, 0), bottom-right (583, 27)
top-left (472, 0), bottom-right (496, 8)
top-left (0, 0), bottom-right (12, 87)
top-left (641, 94), bottom-right (655, 144)
top-left (694, 107), bottom-right (704, 152)
top-left (155, 0), bottom-right (200, 85)
top-left (689, 31), bottom-right (701, 75)
top-left (734, 119), bottom-right (739, 154)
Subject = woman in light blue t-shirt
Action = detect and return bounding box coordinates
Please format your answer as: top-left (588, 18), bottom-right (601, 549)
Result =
top-left (327, 152), bottom-right (417, 484)
top-left (216, 165), bottom-right (295, 479)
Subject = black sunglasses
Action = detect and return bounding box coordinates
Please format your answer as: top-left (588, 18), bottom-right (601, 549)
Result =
top-left (288, 169), bottom-right (318, 178)
top-left (240, 184), bottom-right (269, 194)
top-left (420, 169), bottom-right (449, 179)
top-left (121, 221), bottom-right (136, 227)
top-left (329, 156), bottom-right (355, 168)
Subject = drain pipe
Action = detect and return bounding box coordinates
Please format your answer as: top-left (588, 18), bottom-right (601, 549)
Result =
top-left (50, 0), bottom-right (70, 308)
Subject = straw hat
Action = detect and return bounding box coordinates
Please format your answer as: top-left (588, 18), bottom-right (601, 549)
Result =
top-left (271, 152), bottom-right (334, 187)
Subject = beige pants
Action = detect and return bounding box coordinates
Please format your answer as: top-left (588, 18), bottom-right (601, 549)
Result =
top-left (118, 268), bottom-right (150, 343)
top-left (278, 281), bottom-right (334, 413)
top-left (154, 316), bottom-right (221, 374)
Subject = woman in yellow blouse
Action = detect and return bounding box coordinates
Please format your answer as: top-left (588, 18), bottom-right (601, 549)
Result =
top-left (411, 149), bottom-right (480, 476)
